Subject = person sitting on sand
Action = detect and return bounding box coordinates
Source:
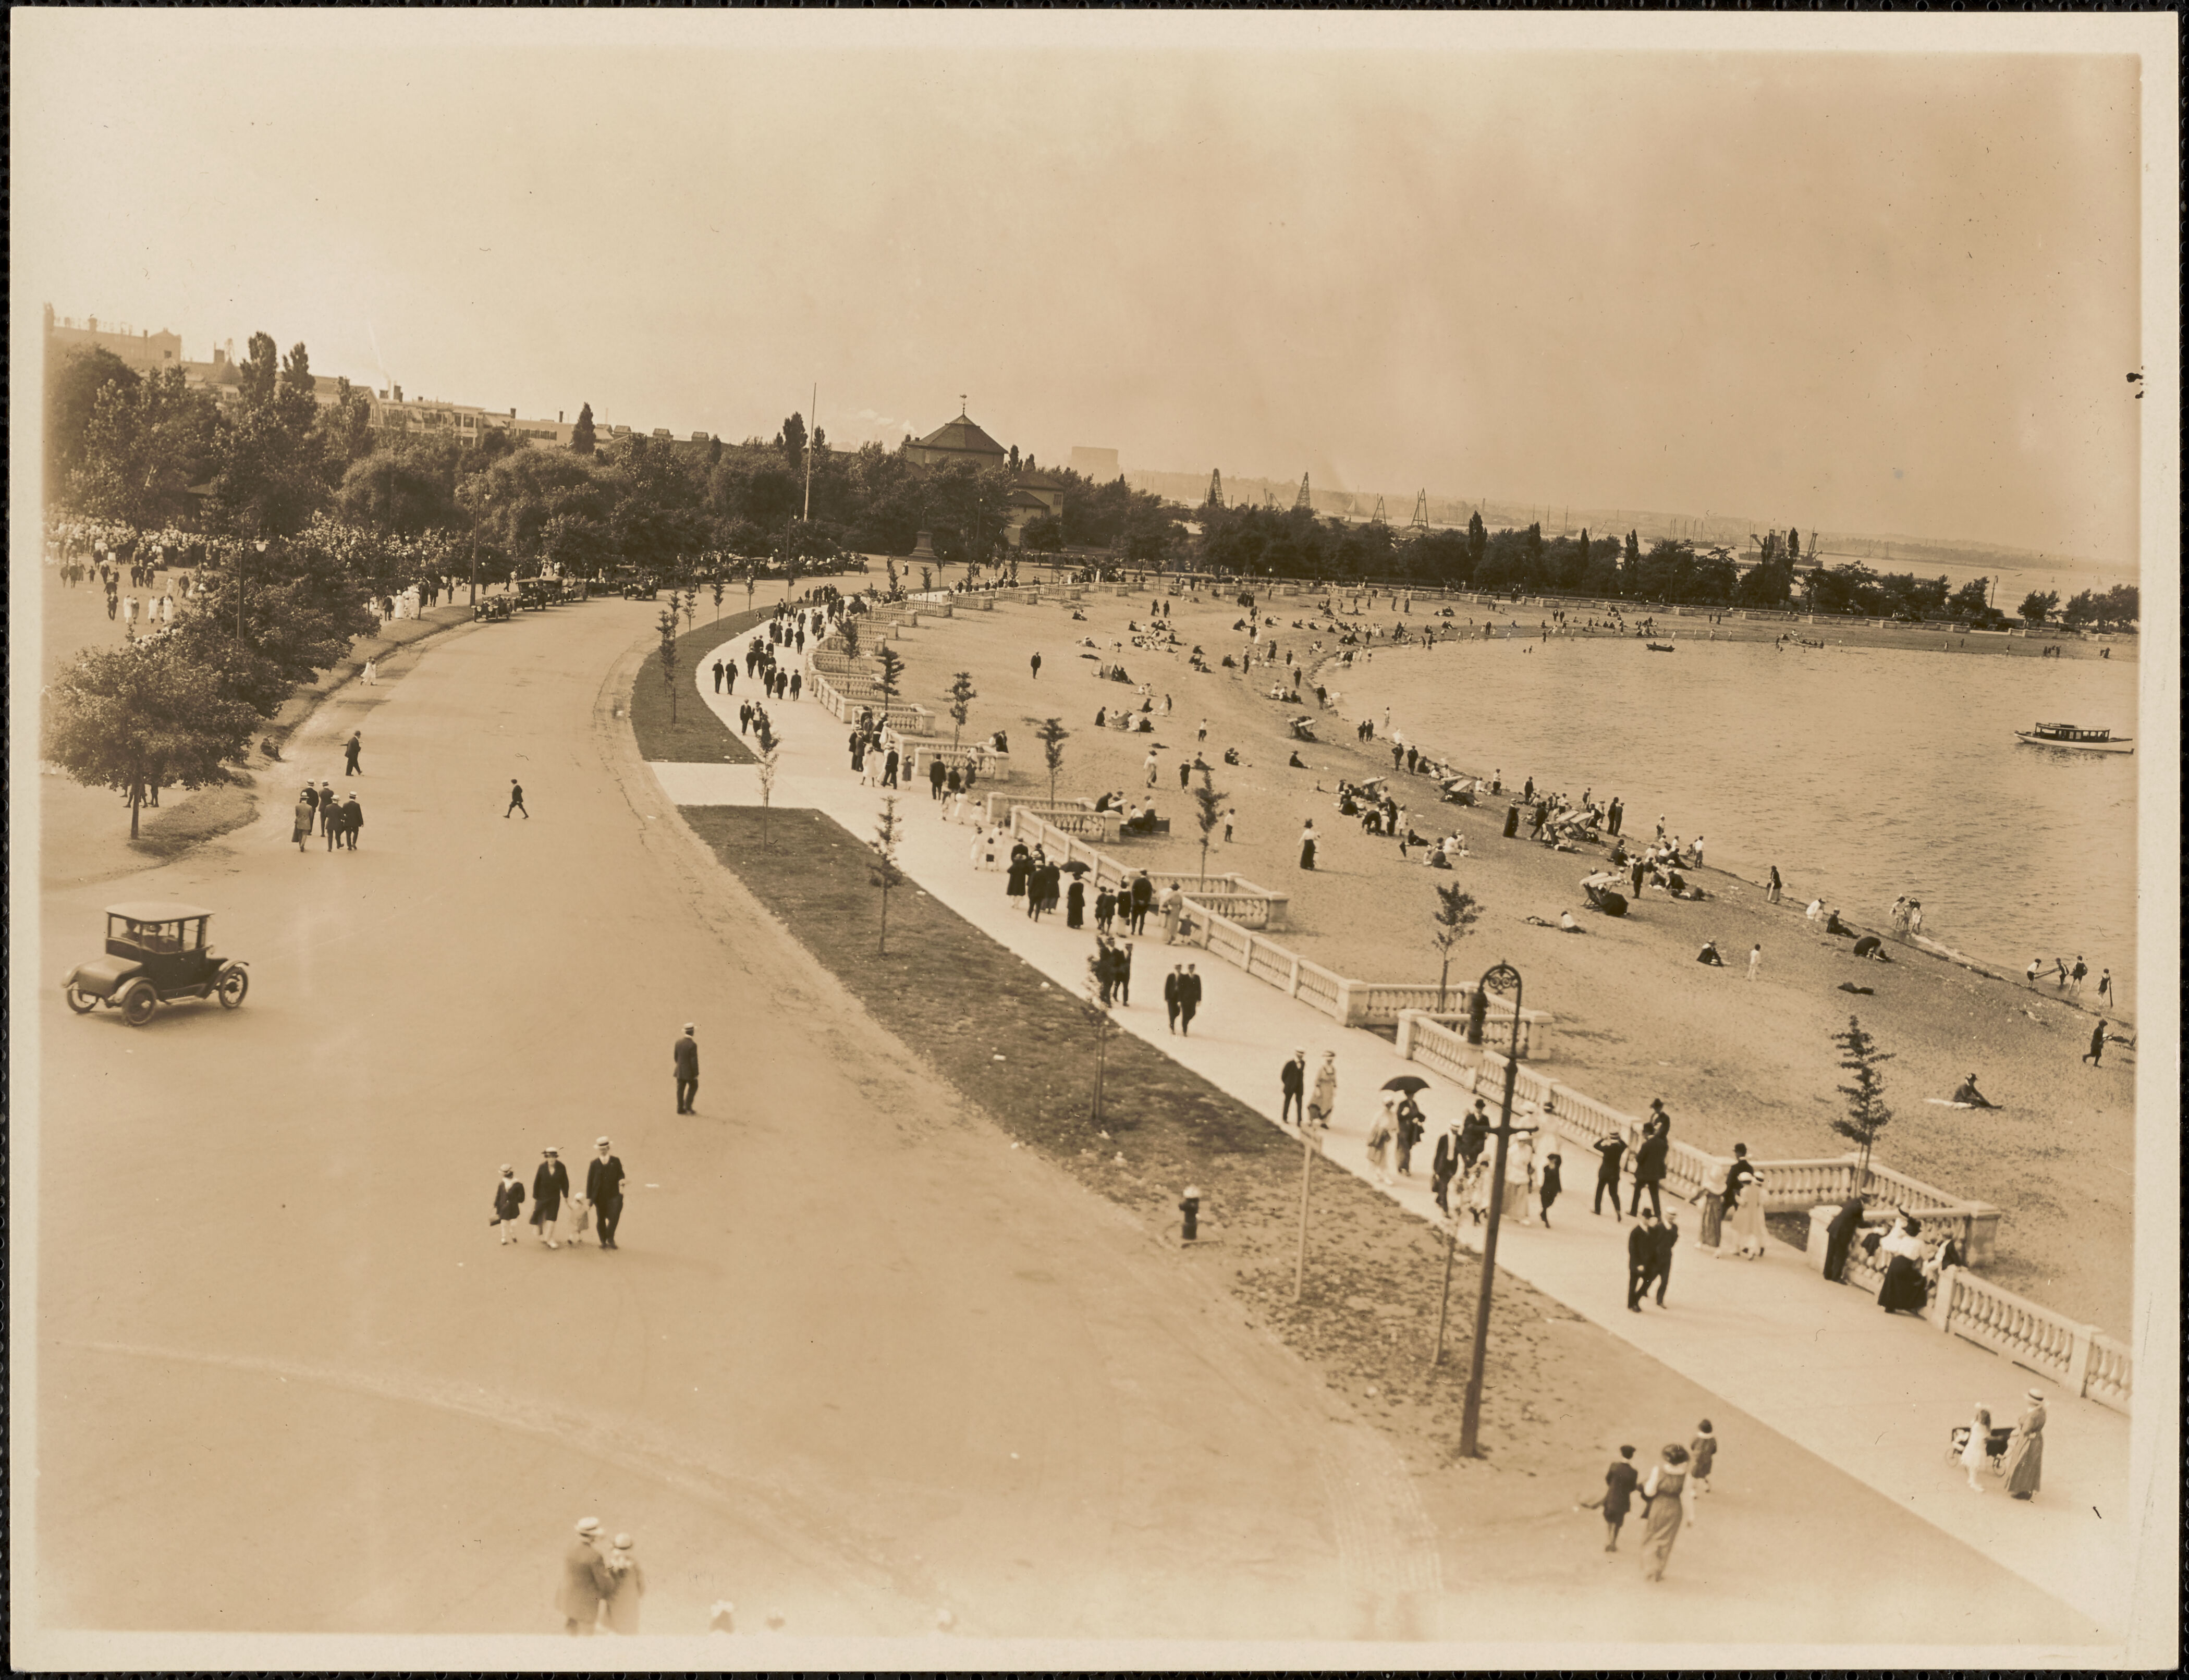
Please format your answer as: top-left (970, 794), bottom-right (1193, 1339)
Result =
top-left (1560, 910), bottom-right (1583, 933)
top-left (1695, 940), bottom-right (1725, 966)
top-left (1824, 908), bottom-right (1854, 937)
top-left (1850, 934), bottom-right (1892, 962)
top-left (1949, 1073), bottom-right (1998, 1109)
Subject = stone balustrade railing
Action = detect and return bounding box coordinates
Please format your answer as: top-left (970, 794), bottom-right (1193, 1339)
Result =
top-left (1398, 1038), bottom-right (2003, 1267)
top-left (1801, 1215), bottom-right (2130, 1413)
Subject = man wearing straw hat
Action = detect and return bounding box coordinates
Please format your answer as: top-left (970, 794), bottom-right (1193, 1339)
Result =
top-left (557, 1516), bottom-right (615, 1634)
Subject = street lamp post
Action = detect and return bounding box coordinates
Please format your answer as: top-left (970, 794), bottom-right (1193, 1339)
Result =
top-left (1456, 960), bottom-right (1531, 1458)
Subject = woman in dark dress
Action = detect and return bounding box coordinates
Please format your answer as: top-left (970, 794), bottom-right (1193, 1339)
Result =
top-left (1066, 877), bottom-right (1086, 928)
top-left (1299, 820), bottom-right (1318, 870)
top-left (1875, 1212), bottom-right (1930, 1313)
top-left (1005, 845), bottom-right (1031, 900)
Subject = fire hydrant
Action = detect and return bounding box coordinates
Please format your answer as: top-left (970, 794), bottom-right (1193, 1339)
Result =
top-left (1179, 1185), bottom-right (1202, 1242)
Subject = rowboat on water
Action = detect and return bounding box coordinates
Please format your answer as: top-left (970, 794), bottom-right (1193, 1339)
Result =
top-left (1645, 642), bottom-right (1676, 653)
top-left (2013, 722), bottom-right (2134, 754)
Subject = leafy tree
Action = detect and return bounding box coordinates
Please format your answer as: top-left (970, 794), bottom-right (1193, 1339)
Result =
top-left (336, 446), bottom-right (459, 534)
top-left (1830, 1015), bottom-right (1894, 1183)
top-left (2017, 589), bottom-right (2059, 626)
top-left (1191, 764), bottom-right (1227, 885)
top-left (706, 436), bottom-right (724, 470)
top-left (167, 517), bottom-right (380, 716)
top-left (69, 366), bottom-right (217, 526)
top-left (876, 642), bottom-right (904, 705)
top-left (1429, 882), bottom-right (1482, 1010)
top-left (871, 793), bottom-right (907, 953)
top-left (46, 344), bottom-right (141, 493)
top-left (2099, 582), bottom-right (2139, 628)
top-left (839, 617), bottom-right (861, 662)
top-left (947, 670), bottom-right (978, 748)
top-left (779, 411), bottom-right (808, 464)
top-left (42, 639), bottom-right (261, 837)
top-left (1035, 716), bottom-right (1070, 806)
top-left (711, 576), bottom-right (726, 624)
top-left (571, 403), bottom-right (597, 456)
top-left (1946, 578), bottom-right (1994, 622)
top-left (206, 332), bottom-right (338, 537)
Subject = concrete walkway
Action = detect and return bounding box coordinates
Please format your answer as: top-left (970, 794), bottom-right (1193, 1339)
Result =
top-left (653, 610), bottom-right (2133, 1636)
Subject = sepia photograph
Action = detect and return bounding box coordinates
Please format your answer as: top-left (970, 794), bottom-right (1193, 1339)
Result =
top-left (8, 9), bottom-right (2178, 1671)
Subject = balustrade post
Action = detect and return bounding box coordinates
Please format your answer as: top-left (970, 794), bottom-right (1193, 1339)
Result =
top-left (2065, 1323), bottom-right (2096, 1397)
top-left (1805, 1207), bottom-right (1837, 1275)
top-left (1396, 1011), bottom-right (1417, 1061)
top-left (1287, 956), bottom-right (1302, 998)
top-left (1927, 1267), bottom-right (1957, 1330)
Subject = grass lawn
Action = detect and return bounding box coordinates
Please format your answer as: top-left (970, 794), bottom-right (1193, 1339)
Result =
top-left (629, 604), bottom-right (775, 763)
top-left (682, 803), bottom-right (1581, 1466)
top-left (130, 777), bottom-right (260, 862)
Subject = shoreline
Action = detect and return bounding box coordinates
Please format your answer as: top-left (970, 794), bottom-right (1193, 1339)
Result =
top-left (869, 584), bottom-right (2134, 1332)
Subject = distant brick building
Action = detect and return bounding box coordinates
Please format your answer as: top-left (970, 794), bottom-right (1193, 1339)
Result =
top-left (44, 305), bottom-right (184, 375)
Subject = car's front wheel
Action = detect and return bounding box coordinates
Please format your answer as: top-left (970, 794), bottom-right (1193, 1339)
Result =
top-left (217, 968), bottom-right (250, 1009)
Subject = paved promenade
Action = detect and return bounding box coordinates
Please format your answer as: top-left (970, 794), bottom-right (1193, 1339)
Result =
top-left (655, 608), bottom-right (2135, 1636)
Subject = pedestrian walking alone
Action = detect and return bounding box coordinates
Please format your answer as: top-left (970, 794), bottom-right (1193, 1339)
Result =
top-left (588, 1138), bottom-right (627, 1249)
top-left (532, 1148), bottom-right (570, 1248)
top-left (1030, 651), bottom-right (1042, 680)
top-left (343, 731), bottom-right (363, 776)
top-left (492, 1165), bottom-right (525, 1244)
top-left (2081, 1020), bottom-right (2107, 1066)
top-left (557, 1517), bottom-right (614, 1634)
top-left (1629, 1120), bottom-right (1668, 1218)
top-left (673, 1023), bottom-right (700, 1114)
top-left (1746, 943), bottom-right (1762, 982)
top-left (1536, 1152), bottom-right (1562, 1226)
top-left (507, 779), bottom-right (529, 819)
top-left (1636, 1445), bottom-right (1694, 1581)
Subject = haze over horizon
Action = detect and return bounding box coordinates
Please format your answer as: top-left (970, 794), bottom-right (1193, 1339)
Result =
top-left (16, 14), bottom-right (2146, 565)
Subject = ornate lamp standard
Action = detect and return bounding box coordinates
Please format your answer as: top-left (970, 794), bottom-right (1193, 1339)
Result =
top-left (1456, 959), bottom-right (1534, 1458)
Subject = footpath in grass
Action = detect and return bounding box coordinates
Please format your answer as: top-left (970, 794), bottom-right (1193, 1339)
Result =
top-left (681, 802), bottom-right (1584, 1468)
top-left (630, 603), bottom-right (778, 764)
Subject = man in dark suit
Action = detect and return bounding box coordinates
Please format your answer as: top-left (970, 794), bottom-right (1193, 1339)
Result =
top-left (1626, 1210), bottom-right (1660, 1311)
top-left (1629, 1121), bottom-right (1668, 1218)
top-left (673, 1023), bottom-right (700, 1114)
top-left (1592, 1131), bottom-right (1627, 1218)
top-left (1129, 871), bottom-right (1154, 935)
top-left (558, 1517), bottom-right (614, 1634)
top-left (1279, 1050), bottom-right (1307, 1125)
top-left (588, 1137), bottom-right (627, 1250)
top-left (1179, 964), bottom-right (1202, 1035)
top-left (1652, 1212), bottom-right (1680, 1306)
top-left (1163, 966), bottom-right (1184, 1034)
top-left (882, 747), bottom-right (900, 788)
top-left (1431, 1121), bottom-right (1465, 1213)
top-left (1821, 1191), bottom-right (1868, 1282)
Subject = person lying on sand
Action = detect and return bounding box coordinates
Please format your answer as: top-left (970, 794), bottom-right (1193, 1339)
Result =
top-left (1850, 934), bottom-right (1893, 961)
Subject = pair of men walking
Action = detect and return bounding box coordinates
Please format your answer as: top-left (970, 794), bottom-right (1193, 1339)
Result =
top-left (1163, 963), bottom-right (1202, 1035)
top-left (1625, 1209), bottom-right (1680, 1309)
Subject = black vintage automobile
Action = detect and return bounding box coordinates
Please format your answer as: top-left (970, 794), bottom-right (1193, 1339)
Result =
top-left (63, 901), bottom-right (250, 1026)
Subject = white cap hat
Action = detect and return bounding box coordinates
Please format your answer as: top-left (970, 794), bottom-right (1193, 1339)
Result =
top-left (576, 1516), bottom-right (601, 1535)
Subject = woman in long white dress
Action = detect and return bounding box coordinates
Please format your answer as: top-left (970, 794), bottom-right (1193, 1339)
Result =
top-left (1728, 1171), bottom-right (1768, 1258)
top-left (1959, 1403), bottom-right (1992, 1492)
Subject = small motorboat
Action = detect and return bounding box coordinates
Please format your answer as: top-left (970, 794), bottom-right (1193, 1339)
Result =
top-left (2014, 722), bottom-right (2134, 754)
top-left (1646, 642), bottom-right (1676, 653)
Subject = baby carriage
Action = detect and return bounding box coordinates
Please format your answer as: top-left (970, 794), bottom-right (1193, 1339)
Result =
top-left (1947, 1422), bottom-right (2013, 1471)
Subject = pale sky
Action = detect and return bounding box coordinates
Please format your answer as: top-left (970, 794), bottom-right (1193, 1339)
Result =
top-left (13, 13), bottom-right (2154, 560)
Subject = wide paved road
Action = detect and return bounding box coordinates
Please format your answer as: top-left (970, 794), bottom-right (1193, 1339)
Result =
top-left (27, 595), bottom-right (1427, 1640)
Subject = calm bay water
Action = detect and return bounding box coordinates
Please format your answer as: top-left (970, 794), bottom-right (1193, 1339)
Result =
top-left (1342, 635), bottom-right (2141, 1012)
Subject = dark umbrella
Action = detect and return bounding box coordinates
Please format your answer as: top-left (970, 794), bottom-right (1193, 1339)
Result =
top-left (1060, 860), bottom-right (1094, 876)
top-left (1381, 1075), bottom-right (1431, 1094)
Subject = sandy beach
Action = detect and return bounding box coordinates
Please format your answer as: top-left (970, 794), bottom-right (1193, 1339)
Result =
top-left (880, 585), bottom-right (2134, 1332)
